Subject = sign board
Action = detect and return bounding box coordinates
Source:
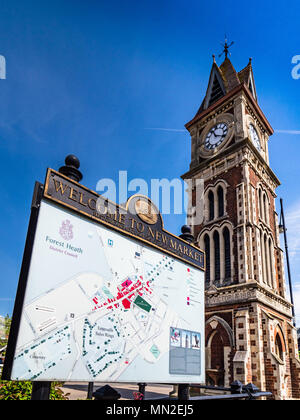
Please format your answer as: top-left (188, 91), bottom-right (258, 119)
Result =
top-left (4, 169), bottom-right (205, 384)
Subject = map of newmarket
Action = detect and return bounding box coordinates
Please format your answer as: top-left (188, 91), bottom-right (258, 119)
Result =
top-left (11, 200), bottom-right (204, 383)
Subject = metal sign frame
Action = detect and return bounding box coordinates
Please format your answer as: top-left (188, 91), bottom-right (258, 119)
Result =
top-left (2, 168), bottom-right (205, 386)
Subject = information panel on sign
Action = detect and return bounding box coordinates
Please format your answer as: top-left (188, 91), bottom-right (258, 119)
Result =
top-left (10, 198), bottom-right (205, 384)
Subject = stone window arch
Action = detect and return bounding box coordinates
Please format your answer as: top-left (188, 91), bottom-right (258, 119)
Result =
top-left (199, 222), bottom-right (234, 287)
top-left (257, 184), bottom-right (270, 226)
top-left (259, 225), bottom-right (276, 290)
top-left (274, 325), bottom-right (286, 363)
top-left (275, 333), bottom-right (284, 361)
top-left (204, 180), bottom-right (228, 223)
top-left (205, 316), bottom-right (234, 387)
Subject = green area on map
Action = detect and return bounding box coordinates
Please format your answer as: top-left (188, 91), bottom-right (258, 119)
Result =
top-left (134, 295), bottom-right (152, 313)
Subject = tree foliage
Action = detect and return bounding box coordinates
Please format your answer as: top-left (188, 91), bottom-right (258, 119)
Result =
top-left (0, 381), bottom-right (69, 400)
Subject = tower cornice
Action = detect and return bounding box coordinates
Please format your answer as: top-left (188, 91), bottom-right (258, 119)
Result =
top-left (181, 138), bottom-right (280, 188)
top-left (205, 281), bottom-right (293, 319)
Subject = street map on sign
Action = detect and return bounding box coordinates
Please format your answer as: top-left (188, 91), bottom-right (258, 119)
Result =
top-left (11, 200), bottom-right (204, 383)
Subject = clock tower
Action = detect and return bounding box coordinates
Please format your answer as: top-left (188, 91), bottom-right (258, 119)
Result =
top-left (182, 55), bottom-right (300, 399)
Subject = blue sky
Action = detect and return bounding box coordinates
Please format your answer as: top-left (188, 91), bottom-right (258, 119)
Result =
top-left (0, 0), bottom-right (299, 322)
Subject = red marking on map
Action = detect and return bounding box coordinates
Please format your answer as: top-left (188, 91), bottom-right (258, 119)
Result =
top-left (122, 279), bottom-right (132, 288)
top-left (92, 278), bottom-right (151, 312)
top-left (122, 299), bottom-right (131, 309)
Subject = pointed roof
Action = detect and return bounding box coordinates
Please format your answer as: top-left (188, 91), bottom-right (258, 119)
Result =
top-left (219, 57), bottom-right (241, 93)
top-left (187, 57), bottom-right (259, 128)
top-left (237, 58), bottom-right (257, 100)
top-left (196, 57), bottom-right (257, 115)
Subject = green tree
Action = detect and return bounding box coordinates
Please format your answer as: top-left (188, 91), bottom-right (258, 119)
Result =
top-left (0, 314), bottom-right (11, 351)
top-left (4, 315), bottom-right (11, 338)
top-left (0, 381), bottom-right (69, 400)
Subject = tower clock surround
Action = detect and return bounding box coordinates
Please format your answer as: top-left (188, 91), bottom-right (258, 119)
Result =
top-left (197, 113), bottom-right (234, 158)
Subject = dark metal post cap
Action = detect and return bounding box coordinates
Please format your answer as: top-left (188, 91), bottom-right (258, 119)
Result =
top-left (179, 225), bottom-right (194, 243)
top-left (59, 154), bottom-right (83, 183)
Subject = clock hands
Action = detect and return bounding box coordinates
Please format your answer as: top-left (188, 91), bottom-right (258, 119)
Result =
top-left (205, 123), bottom-right (228, 150)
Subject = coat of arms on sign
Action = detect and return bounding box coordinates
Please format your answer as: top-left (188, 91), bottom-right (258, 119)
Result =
top-left (59, 220), bottom-right (74, 241)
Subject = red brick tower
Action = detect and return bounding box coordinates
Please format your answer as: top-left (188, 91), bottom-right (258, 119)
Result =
top-left (181, 56), bottom-right (300, 399)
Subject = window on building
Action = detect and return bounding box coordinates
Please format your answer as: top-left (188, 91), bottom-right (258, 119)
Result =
top-left (275, 333), bottom-right (284, 361)
top-left (214, 231), bottom-right (220, 283)
top-left (268, 238), bottom-right (274, 288)
top-left (258, 188), bottom-right (262, 219)
top-left (208, 75), bottom-right (225, 108)
top-left (264, 233), bottom-right (270, 286)
top-left (204, 234), bottom-right (210, 286)
top-left (223, 227), bottom-right (231, 280)
top-left (217, 186), bottom-right (224, 217)
top-left (263, 193), bottom-right (267, 222)
top-left (208, 190), bottom-right (214, 221)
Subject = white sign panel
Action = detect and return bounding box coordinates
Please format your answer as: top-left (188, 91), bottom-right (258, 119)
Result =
top-left (11, 200), bottom-right (205, 383)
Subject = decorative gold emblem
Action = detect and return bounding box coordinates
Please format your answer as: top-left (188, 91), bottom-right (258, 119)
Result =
top-left (135, 199), bottom-right (158, 225)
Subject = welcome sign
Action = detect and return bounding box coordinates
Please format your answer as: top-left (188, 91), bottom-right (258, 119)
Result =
top-left (44, 169), bottom-right (205, 270)
top-left (3, 168), bottom-right (205, 384)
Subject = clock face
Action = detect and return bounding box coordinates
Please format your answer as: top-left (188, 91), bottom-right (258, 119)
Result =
top-left (204, 123), bottom-right (228, 150)
top-left (249, 124), bottom-right (261, 151)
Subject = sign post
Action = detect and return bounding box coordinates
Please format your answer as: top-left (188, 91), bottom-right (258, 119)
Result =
top-left (2, 155), bottom-right (205, 398)
top-left (31, 381), bottom-right (51, 400)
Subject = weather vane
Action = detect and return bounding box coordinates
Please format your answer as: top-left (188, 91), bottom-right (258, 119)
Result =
top-left (219, 36), bottom-right (234, 59)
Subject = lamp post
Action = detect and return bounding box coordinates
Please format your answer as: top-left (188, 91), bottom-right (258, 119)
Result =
top-left (279, 198), bottom-right (296, 327)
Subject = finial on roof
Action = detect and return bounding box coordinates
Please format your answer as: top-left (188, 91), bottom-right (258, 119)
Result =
top-left (249, 57), bottom-right (253, 65)
top-left (212, 54), bottom-right (216, 63)
top-left (219, 36), bottom-right (234, 59)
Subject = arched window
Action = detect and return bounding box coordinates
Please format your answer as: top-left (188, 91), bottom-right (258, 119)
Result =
top-left (275, 333), bottom-right (284, 361)
top-left (268, 238), bottom-right (274, 288)
top-left (206, 318), bottom-right (233, 387)
top-left (260, 230), bottom-right (267, 285)
top-left (210, 332), bottom-right (225, 385)
top-left (263, 193), bottom-right (267, 222)
top-left (208, 191), bottom-right (214, 221)
top-left (213, 231), bottom-right (220, 283)
top-left (258, 188), bottom-right (262, 219)
top-left (223, 227), bottom-right (231, 281)
top-left (204, 234), bottom-right (210, 286)
top-left (217, 186), bottom-right (224, 217)
top-left (264, 233), bottom-right (270, 286)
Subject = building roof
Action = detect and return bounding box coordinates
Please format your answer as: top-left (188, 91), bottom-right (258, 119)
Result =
top-left (189, 57), bottom-right (257, 125)
top-left (219, 57), bottom-right (241, 93)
